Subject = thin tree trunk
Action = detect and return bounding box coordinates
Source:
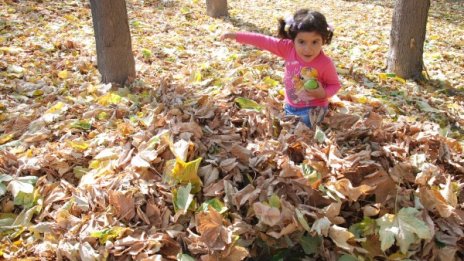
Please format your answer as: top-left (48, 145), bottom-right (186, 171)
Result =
top-left (206, 0), bottom-right (228, 18)
top-left (387, 0), bottom-right (430, 80)
top-left (89, 0), bottom-right (136, 84)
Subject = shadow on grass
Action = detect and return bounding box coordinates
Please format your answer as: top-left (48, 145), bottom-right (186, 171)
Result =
top-left (341, 0), bottom-right (464, 26)
top-left (222, 16), bottom-right (275, 36)
top-left (342, 68), bottom-right (464, 138)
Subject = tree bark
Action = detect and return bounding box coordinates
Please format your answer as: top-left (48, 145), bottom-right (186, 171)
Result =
top-left (387, 0), bottom-right (430, 80)
top-left (206, 0), bottom-right (228, 18)
top-left (89, 0), bottom-right (136, 84)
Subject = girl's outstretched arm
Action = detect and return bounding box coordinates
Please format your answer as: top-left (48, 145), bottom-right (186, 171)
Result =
top-left (221, 31), bottom-right (292, 58)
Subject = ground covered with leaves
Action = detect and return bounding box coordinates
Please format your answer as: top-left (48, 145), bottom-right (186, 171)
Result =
top-left (1, 0), bottom-right (463, 260)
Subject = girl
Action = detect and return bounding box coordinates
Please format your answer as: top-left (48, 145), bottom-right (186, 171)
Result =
top-left (221, 9), bottom-right (341, 128)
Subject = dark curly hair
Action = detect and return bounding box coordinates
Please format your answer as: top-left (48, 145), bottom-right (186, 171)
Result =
top-left (278, 9), bottom-right (333, 44)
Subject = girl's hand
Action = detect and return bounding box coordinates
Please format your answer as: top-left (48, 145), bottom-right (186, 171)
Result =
top-left (221, 32), bottom-right (237, 41)
top-left (296, 83), bottom-right (326, 101)
top-left (305, 83), bottom-right (326, 99)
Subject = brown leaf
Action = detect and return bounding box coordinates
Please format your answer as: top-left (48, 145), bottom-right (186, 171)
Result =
top-left (173, 122), bottom-right (203, 139)
top-left (418, 187), bottom-right (454, 218)
top-left (108, 190), bottom-right (136, 222)
top-left (253, 202), bottom-right (281, 226)
top-left (196, 208), bottom-right (232, 251)
top-left (333, 178), bottom-right (374, 202)
top-left (364, 111), bottom-right (383, 129)
top-left (233, 184), bottom-right (260, 207)
top-left (327, 113), bottom-right (360, 130)
top-left (230, 144), bottom-right (252, 164)
top-left (390, 163), bottom-right (416, 184)
top-left (361, 169), bottom-right (396, 204)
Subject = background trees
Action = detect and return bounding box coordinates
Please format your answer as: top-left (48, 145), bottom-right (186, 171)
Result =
top-left (89, 0), bottom-right (135, 84)
top-left (206, 0), bottom-right (228, 18)
top-left (387, 0), bottom-right (431, 80)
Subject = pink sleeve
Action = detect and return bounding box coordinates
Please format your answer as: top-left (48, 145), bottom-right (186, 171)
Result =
top-left (321, 60), bottom-right (341, 98)
top-left (235, 32), bottom-right (292, 58)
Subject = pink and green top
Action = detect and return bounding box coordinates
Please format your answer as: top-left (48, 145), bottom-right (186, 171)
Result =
top-left (235, 32), bottom-right (341, 108)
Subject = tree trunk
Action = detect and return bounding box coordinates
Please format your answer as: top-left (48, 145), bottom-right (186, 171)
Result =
top-left (387, 0), bottom-right (430, 80)
top-left (206, 0), bottom-right (228, 18)
top-left (89, 0), bottom-right (136, 84)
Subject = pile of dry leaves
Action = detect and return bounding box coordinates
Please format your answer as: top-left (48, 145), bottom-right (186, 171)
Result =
top-left (0, 0), bottom-right (463, 260)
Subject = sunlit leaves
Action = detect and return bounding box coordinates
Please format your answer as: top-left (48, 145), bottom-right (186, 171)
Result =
top-left (1, 174), bottom-right (38, 207)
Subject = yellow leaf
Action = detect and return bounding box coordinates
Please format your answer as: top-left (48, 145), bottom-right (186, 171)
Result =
top-left (63, 14), bottom-right (77, 22)
top-left (32, 89), bottom-right (44, 96)
top-left (0, 46), bottom-right (24, 54)
top-left (58, 70), bottom-right (69, 79)
top-left (164, 157), bottom-right (203, 193)
top-left (45, 102), bottom-right (64, 113)
top-left (89, 160), bottom-right (101, 169)
top-left (0, 133), bottom-right (14, 145)
top-left (353, 95), bottom-right (368, 104)
top-left (68, 140), bottom-right (89, 151)
top-left (447, 103), bottom-right (461, 110)
top-left (97, 92), bottom-right (122, 106)
top-left (394, 76), bottom-right (406, 84)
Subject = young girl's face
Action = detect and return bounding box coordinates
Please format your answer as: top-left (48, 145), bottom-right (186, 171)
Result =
top-left (294, 31), bottom-right (324, 62)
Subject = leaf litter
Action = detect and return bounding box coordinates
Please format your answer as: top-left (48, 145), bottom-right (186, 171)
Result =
top-left (0, 0), bottom-right (463, 260)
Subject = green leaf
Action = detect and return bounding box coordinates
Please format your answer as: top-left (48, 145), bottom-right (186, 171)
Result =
top-left (299, 234), bottom-right (321, 255)
top-left (141, 48), bottom-right (152, 59)
top-left (0, 213), bottom-right (16, 227)
top-left (295, 208), bottom-right (311, 232)
top-left (314, 126), bottom-right (327, 143)
top-left (173, 183), bottom-right (194, 214)
top-left (71, 120), bottom-right (91, 130)
top-left (349, 217), bottom-right (376, 238)
top-left (90, 226), bottom-right (127, 244)
top-left (0, 174), bottom-right (13, 183)
top-left (198, 198), bottom-right (227, 214)
top-left (8, 176), bottom-right (38, 206)
top-left (268, 194), bottom-right (281, 209)
top-left (302, 164), bottom-right (321, 188)
top-left (178, 254), bottom-right (196, 261)
top-left (338, 254), bottom-right (359, 261)
top-left (416, 99), bottom-right (440, 113)
top-left (0, 183), bottom-right (6, 196)
top-left (73, 166), bottom-right (89, 179)
top-left (376, 207), bottom-right (432, 254)
top-left (234, 97), bottom-right (264, 112)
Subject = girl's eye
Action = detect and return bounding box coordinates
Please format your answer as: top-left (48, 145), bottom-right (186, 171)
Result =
top-left (298, 40), bottom-right (305, 44)
top-left (313, 40), bottom-right (319, 45)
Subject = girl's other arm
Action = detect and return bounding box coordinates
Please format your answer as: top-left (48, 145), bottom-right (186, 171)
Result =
top-left (321, 61), bottom-right (341, 98)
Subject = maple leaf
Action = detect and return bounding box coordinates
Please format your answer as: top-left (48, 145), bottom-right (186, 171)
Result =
top-left (376, 207), bottom-right (433, 254)
top-left (196, 207), bottom-right (232, 251)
